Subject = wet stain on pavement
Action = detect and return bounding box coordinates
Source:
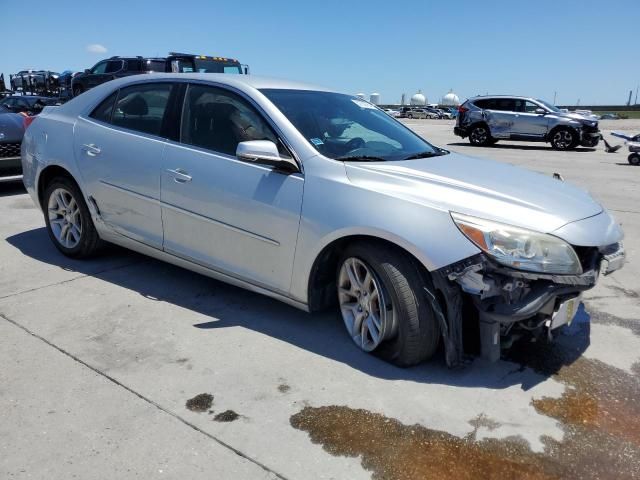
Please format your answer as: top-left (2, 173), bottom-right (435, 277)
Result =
top-left (278, 384), bottom-right (291, 393)
top-left (213, 410), bottom-right (240, 422)
top-left (185, 393), bottom-right (213, 412)
top-left (292, 316), bottom-right (640, 479)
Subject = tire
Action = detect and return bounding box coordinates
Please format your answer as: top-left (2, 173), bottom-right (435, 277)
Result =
top-left (550, 128), bottom-right (577, 150)
top-left (629, 153), bottom-right (640, 166)
top-left (72, 84), bottom-right (84, 97)
top-left (336, 242), bottom-right (441, 367)
top-left (407, 113), bottom-right (413, 119)
top-left (43, 176), bottom-right (101, 258)
top-left (468, 124), bottom-right (492, 146)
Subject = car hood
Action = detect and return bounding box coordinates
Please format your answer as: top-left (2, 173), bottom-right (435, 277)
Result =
top-left (344, 152), bottom-right (603, 235)
top-left (0, 112), bottom-right (25, 143)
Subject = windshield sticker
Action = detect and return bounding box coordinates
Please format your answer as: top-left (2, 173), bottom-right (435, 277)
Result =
top-left (310, 138), bottom-right (324, 146)
top-left (351, 99), bottom-right (377, 110)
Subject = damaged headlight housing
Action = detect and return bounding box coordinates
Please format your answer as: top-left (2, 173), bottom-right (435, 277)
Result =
top-left (451, 213), bottom-right (582, 275)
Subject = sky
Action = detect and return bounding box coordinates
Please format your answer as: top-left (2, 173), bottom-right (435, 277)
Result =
top-left (2, 0), bottom-right (639, 106)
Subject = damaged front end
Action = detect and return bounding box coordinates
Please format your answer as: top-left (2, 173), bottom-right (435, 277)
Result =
top-left (433, 241), bottom-right (625, 366)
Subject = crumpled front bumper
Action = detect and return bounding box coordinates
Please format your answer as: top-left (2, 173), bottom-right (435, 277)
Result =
top-left (433, 240), bottom-right (625, 364)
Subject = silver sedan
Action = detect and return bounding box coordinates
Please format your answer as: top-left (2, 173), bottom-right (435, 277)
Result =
top-left (21, 74), bottom-right (625, 366)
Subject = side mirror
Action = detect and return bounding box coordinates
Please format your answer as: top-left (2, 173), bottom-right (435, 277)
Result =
top-left (236, 140), bottom-right (299, 173)
top-left (84, 69), bottom-right (91, 74)
top-left (535, 108), bottom-right (546, 115)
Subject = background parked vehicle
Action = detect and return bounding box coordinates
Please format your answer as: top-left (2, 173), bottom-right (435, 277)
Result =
top-left (9, 70), bottom-right (60, 96)
top-left (0, 107), bottom-right (28, 177)
top-left (455, 96), bottom-right (601, 150)
top-left (71, 53), bottom-right (247, 97)
top-left (406, 108), bottom-right (436, 119)
top-left (0, 95), bottom-right (59, 115)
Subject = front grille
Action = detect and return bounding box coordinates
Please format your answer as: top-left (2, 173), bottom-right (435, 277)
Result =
top-left (0, 142), bottom-right (21, 159)
top-left (582, 123), bottom-right (599, 134)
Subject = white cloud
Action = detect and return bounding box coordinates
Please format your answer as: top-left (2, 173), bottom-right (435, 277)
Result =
top-left (86, 44), bottom-right (108, 54)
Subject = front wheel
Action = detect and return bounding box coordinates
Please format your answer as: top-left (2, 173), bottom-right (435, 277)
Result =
top-left (550, 128), bottom-right (577, 150)
top-left (44, 177), bottom-right (101, 258)
top-left (629, 153), bottom-right (640, 166)
top-left (336, 243), bottom-right (441, 367)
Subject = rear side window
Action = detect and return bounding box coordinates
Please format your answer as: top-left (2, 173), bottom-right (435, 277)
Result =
top-left (105, 60), bottom-right (124, 74)
top-left (126, 59), bottom-right (144, 71)
top-left (111, 83), bottom-right (173, 136)
top-left (493, 99), bottom-right (516, 111)
top-left (90, 92), bottom-right (117, 123)
top-left (473, 99), bottom-right (493, 109)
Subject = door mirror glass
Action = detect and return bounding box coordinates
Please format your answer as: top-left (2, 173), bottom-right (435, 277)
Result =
top-left (535, 108), bottom-right (546, 115)
top-left (236, 140), bottom-right (298, 173)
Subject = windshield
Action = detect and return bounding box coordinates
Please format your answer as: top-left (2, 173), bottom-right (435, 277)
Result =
top-left (536, 99), bottom-right (561, 113)
top-left (261, 89), bottom-right (441, 161)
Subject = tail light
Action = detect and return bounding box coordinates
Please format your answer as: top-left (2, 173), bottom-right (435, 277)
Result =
top-left (457, 105), bottom-right (469, 113)
top-left (22, 113), bottom-right (37, 130)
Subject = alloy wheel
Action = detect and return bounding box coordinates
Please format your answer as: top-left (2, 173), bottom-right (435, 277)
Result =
top-left (470, 127), bottom-right (488, 144)
top-left (48, 187), bottom-right (82, 249)
top-left (553, 130), bottom-right (573, 149)
top-left (338, 257), bottom-right (392, 351)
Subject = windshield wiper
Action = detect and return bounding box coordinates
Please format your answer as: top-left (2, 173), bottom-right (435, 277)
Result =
top-left (402, 150), bottom-right (448, 160)
top-left (337, 155), bottom-right (387, 162)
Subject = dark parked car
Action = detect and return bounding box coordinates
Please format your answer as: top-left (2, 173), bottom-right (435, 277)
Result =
top-left (71, 54), bottom-right (246, 97)
top-left (0, 95), bottom-right (59, 115)
top-left (0, 108), bottom-right (29, 177)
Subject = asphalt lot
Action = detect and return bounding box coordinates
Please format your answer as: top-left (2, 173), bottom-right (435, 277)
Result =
top-left (1, 119), bottom-right (639, 479)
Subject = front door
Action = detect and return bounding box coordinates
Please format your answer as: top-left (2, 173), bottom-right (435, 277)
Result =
top-left (74, 82), bottom-right (175, 248)
top-left (510, 99), bottom-right (550, 139)
top-left (160, 83), bottom-right (303, 294)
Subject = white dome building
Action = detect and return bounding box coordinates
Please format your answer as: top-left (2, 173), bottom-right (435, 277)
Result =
top-left (369, 93), bottom-right (380, 105)
top-left (410, 90), bottom-right (427, 106)
top-left (441, 89), bottom-right (460, 106)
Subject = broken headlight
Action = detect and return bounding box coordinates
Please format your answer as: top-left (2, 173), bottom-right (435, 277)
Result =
top-left (451, 213), bottom-right (582, 275)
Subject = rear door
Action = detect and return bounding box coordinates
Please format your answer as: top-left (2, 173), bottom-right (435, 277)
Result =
top-left (160, 83), bottom-right (304, 293)
top-left (510, 99), bottom-right (549, 139)
top-left (74, 82), bottom-right (176, 248)
top-left (482, 98), bottom-right (516, 138)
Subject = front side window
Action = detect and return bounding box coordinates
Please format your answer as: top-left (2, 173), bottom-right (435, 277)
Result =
top-left (181, 84), bottom-right (284, 157)
top-left (111, 83), bottom-right (172, 136)
top-left (523, 101), bottom-right (541, 113)
top-left (262, 89), bottom-right (441, 161)
top-left (91, 62), bottom-right (108, 74)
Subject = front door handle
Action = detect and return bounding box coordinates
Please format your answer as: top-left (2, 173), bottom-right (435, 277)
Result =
top-left (82, 143), bottom-right (101, 156)
top-left (166, 168), bottom-right (192, 183)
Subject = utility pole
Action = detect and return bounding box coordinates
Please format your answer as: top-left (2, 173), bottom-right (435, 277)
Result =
top-left (635, 84), bottom-right (638, 105)
top-left (628, 90), bottom-right (633, 106)
top-left (553, 91), bottom-right (557, 104)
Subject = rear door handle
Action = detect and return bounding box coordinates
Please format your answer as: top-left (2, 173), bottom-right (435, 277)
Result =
top-left (166, 168), bottom-right (192, 183)
top-left (82, 143), bottom-right (101, 156)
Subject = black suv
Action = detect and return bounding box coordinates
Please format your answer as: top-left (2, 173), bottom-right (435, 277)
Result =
top-left (70, 57), bottom-right (162, 96)
top-left (71, 54), bottom-right (246, 97)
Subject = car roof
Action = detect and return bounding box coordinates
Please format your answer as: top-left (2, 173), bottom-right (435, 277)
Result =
top-left (111, 73), bottom-right (336, 93)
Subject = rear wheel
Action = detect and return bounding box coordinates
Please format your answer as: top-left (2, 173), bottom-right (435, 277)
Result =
top-left (629, 153), bottom-right (640, 166)
top-left (336, 242), bottom-right (441, 367)
top-left (72, 84), bottom-right (84, 97)
top-left (44, 177), bottom-right (101, 258)
top-left (550, 128), bottom-right (577, 150)
top-left (469, 125), bottom-right (492, 146)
